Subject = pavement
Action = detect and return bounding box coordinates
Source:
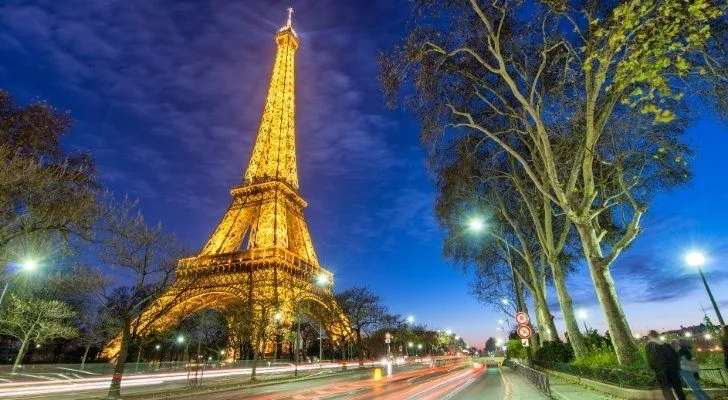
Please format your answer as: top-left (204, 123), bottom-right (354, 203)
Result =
top-left (547, 373), bottom-right (619, 400)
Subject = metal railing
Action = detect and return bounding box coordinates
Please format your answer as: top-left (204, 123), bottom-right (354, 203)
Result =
top-left (504, 359), bottom-right (552, 397)
top-left (699, 367), bottom-right (728, 386)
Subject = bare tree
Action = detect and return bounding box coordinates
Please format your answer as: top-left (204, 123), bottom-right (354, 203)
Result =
top-left (0, 90), bottom-right (98, 260)
top-left (336, 287), bottom-right (388, 366)
top-left (381, 0), bottom-right (724, 363)
top-left (94, 198), bottom-right (189, 398)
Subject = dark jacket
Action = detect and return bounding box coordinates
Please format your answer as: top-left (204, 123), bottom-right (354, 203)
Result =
top-left (646, 339), bottom-right (679, 371)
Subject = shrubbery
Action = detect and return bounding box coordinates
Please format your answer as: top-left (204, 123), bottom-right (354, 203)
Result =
top-left (536, 341), bottom-right (574, 363)
top-left (506, 339), bottom-right (526, 359)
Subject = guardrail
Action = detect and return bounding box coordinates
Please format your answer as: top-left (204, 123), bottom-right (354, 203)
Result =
top-left (504, 359), bottom-right (552, 397)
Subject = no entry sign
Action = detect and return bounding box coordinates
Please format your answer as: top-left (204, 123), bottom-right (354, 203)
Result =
top-left (517, 324), bottom-right (533, 339)
top-left (515, 312), bottom-right (530, 325)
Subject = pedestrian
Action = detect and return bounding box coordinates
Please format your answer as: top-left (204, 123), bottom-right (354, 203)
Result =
top-left (678, 338), bottom-right (711, 400)
top-left (722, 326), bottom-right (728, 370)
top-left (646, 330), bottom-right (686, 400)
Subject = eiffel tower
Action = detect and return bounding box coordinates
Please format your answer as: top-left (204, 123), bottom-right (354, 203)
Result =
top-left (102, 9), bottom-right (350, 360)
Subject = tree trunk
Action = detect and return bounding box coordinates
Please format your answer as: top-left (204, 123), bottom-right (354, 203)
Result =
top-left (135, 344), bottom-right (142, 371)
top-left (576, 224), bottom-right (638, 364)
top-left (11, 337), bottom-right (29, 374)
top-left (532, 285), bottom-right (558, 343)
top-left (356, 329), bottom-right (364, 367)
top-left (551, 260), bottom-right (588, 359)
top-left (108, 322), bottom-right (131, 398)
top-left (81, 342), bottom-right (92, 370)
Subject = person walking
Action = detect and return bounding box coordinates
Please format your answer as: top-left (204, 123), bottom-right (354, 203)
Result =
top-left (646, 330), bottom-right (686, 400)
top-left (722, 326), bottom-right (728, 370)
top-left (678, 338), bottom-right (711, 400)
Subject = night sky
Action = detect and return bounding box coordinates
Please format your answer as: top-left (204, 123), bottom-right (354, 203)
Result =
top-left (2, 0), bottom-right (727, 347)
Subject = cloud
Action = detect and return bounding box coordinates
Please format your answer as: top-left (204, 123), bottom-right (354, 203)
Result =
top-left (0, 0), bottom-right (404, 228)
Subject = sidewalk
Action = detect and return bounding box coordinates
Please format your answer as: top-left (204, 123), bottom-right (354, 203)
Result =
top-left (547, 373), bottom-right (620, 400)
top-left (500, 367), bottom-right (552, 399)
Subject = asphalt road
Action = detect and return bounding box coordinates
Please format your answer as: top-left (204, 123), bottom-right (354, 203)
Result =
top-left (0, 360), bottom-right (549, 400)
top-left (169, 363), bottom-right (549, 400)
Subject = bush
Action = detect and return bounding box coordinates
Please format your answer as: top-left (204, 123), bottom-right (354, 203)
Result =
top-left (536, 341), bottom-right (574, 363)
top-left (571, 343), bottom-right (618, 368)
top-left (506, 339), bottom-right (526, 359)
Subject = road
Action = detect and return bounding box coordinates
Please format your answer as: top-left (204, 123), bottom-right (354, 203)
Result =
top-left (0, 360), bottom-right (549, 399)
top-left (164, 362), bottom-right (548, 400)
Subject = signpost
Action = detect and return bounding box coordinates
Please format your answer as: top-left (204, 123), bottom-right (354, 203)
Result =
top-left (515, 312), bottom-right (534, 367)
top-left (517, 325), bottom-right (532, 340)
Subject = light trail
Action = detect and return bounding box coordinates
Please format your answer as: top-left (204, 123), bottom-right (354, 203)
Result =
top-left (0, 361), bottom-right (369, 398)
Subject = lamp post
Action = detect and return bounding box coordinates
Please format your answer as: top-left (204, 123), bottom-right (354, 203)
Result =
top-left (577, 309), bottom-right (589, 332)
top-left (685, 252), bottom-right (725, 326)
top-left (1, 259), bottom-right (40, 307)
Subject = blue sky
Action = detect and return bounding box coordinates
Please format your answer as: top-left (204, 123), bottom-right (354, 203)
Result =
top-left (1, 0), bottom-right (727, 347)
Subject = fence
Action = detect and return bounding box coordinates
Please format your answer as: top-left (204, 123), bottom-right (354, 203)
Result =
top-left (699, 367), bottom-right (728, 386)
top-left (504, 359), bottom-right (552, 397)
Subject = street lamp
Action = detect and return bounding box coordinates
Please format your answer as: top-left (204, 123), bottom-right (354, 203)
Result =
top-left (577, 308), bottom-right (588, 332)
top-left (445, 329), bottom-right (452, 335)
top-left (501, 298), bottom-right (509, 306)
top-left (468, 217), bottom-right (485, 232)
top-left (406, 315), bottom-right (415, 324)
top-left (274, 311), bottom-right (283, 321)
top-left (685, 251), bottom-right (725, 326)
top-left (316, 273), bottom-right (329, 286)
top-left (1, 258), bottom-right (42, 307)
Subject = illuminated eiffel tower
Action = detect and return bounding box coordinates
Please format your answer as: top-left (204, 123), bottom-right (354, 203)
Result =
top-left (102, 9), bottom-right (349, 360)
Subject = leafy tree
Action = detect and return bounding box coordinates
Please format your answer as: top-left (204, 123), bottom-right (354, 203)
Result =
top-left (0, 90), bottom-right (98, 259)
top-left (0, 294), bottom-right (77, 373)
top-left (485, 337), bottom-right (497, 353)
top-left (381, 0), bottom-right (725, 364)
top-left (336, 287), bottom-right (388, 366)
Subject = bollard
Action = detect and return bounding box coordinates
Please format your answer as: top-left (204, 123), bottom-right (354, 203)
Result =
top-left (373, 368), bottom-right (382, 381)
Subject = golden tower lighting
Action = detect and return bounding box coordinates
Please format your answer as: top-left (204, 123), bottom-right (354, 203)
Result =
top-left (102, 9), bottom-right (350, 360)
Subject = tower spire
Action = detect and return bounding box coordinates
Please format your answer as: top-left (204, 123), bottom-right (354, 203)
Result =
top-left (243, 8), bottom-right (300, 189)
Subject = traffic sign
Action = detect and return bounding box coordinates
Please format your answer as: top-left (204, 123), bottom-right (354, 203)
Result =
top-left (522, 339), bottom-right (529, 347)
top-left (517, 324), bottom-right (532, 339)
top-left (515, 312), bottom-right (529, 325)
top-left (385, 332), bottom-right (392, 344)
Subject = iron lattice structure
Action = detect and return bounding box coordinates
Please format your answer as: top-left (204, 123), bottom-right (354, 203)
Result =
top-left (102, 11), bottom-right (350, 360)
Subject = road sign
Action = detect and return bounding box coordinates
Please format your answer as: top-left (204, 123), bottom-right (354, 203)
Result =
top-left (515, 312), bottom-right (529, 325)
top-left (517, 324), bottom-right (532, 339)
top-left (385, 332), bottom-right (392, 344)
top-left (522, 339), bottom-right (529, 347)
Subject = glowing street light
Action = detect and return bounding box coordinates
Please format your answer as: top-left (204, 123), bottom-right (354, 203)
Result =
top-left (501, 298), bottom-right (509, 305)
top-left (316, 274), bottom-right (329, 286)
top-left (577, 308), bottom-right (588, 332)
top-left (1, 258), bottom-right (42, 307)
top-left (498, 319), bottom-right (504, 325)
top-left (408, 342), bottom-right (413, 347)
top-left (155, 344), bottom-right (161, 350)
top-left (274, 311), bottom-right (283, 321)
top-left (468, 217), bottom-right (485, 232)
top-left (177, 335), bottom-right (185, 344)
top-left (684, 251), bottom-right (725, 325)
top-left (684, 331), bottom-right (692, 338)
top-left (21, 259), bottom-right (38, 272)
top-left (704, 334), bottom-right (713, 340)
top-left (445, 329), bottom-right (452, 335)
top-left (407, 315), bottom-right (415, 324)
